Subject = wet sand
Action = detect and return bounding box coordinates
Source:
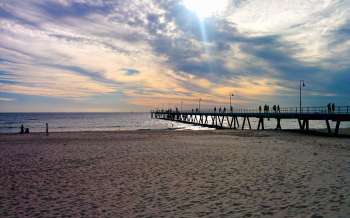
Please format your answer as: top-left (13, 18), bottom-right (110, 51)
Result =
top-left (1, 130), bottom-right (350, 217)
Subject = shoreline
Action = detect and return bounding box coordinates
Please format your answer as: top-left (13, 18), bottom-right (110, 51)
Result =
top-left (2, 127), bottom-right (350, 137)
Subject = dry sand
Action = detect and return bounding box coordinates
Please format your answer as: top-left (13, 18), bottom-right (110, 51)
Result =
top-left (0, 130), bottom-right (350, 217)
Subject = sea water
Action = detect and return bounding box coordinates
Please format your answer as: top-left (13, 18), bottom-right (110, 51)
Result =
top-left (0, 113), bottom-right (348, 133)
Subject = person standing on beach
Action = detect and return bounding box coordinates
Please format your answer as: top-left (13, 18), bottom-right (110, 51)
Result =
top-left (20, 124), bottom-right (24, 134)
top-left (46, 123), bottom-right (49, 136)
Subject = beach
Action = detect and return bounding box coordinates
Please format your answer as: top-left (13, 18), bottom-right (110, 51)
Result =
top-left (1, 130), bottom-right (350, 217)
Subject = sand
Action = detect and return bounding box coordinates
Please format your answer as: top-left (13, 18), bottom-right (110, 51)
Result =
top-left (0, 130), bottom-right (350, 217)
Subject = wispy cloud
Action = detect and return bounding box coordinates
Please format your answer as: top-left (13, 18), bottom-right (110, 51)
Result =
top-left (0, 0), bottom-right (350, 111)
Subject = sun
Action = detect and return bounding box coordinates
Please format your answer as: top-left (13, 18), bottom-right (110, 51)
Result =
top-left (183, 0), bottom-right (229, 19)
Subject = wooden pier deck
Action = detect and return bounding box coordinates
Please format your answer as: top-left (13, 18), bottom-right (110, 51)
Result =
top-left (151, 106), bottom-right (350, 135)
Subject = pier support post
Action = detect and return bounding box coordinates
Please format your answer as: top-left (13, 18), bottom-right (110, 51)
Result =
top-left (211, 116), bottom-right (215, 126)
top-left (247, 117), bottom-right (252, 130)
top-left (305, 120), bottom-right (309, 131)
top-left (326, 120), bottom-right (331, 134)
top-left (257, 118), bottom-right (265, 130)
top-left (335, 121), bottom-right (341, 135)
top-left (276, 118), bottom-right (282, 130)
top-left (242, 117), bottom-right (246, 130)
top-left (227, 116), bottom-right (233, 129)
top-left (219, 116), bottom-right (224, 127)
top-left (298, 119), bottom-right (306, 130)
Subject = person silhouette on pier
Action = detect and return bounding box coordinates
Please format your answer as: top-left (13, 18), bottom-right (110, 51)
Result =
top-left (259, 105), bottom-right (262, 113)
top-left (332, 103), bottom-right (335, 113)
top-left (214, 107), bottom-right (217, 113)
top-left (219, 107), bottom-right (222, 113)
top-left (223, 107), bottom-right (226, 113)
top-left (273, 105), bottom-right (276, 113)
top-left (327, 103), bottom-right (331, 113)
top-left (277, 105), bottom-right (280, 113)
top-left (230, 106), bottom-right (233, 112)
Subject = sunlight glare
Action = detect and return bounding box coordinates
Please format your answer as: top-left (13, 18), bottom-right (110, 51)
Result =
top-left (183, 0), bottom-right (228, 19)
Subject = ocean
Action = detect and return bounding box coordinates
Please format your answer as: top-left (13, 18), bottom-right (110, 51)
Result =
top-left (0, 112), bottom-right (209, 133)
top-left (0, 112), bottom-right (348, 133)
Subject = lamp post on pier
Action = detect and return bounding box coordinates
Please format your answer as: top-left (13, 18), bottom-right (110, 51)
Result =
top-left (229, 93), bottom-right (234, 108)
top-left (299, 80), bottom-right (305, 113)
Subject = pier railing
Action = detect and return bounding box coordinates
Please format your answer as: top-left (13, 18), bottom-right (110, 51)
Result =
top-left (153, 106), bottom-right (350, 114)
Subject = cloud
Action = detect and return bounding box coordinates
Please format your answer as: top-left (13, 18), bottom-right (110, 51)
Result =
top-left (1, 0), bottom-right (350, 111)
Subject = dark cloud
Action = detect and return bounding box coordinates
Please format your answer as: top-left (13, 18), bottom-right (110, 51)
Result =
top-left (47, 64), bottom-right (119, 86)
top-left (38, 1), bottom-right (114, 18)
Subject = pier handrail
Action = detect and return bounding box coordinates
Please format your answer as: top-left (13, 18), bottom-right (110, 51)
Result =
top-left (152, 105), bottom-right (350, 114)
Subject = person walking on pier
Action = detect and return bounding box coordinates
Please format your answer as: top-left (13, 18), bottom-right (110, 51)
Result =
top-left (273, 105), bottom-right (276, 113)
top-left (327, 103), bottom-right (331, 113)
top-left (277, 105), bottom-right (280, 113)
top-left (259, 105), bottom-right (262, 113)
top-left (230, 106), bottom-right (233, 112)
top-left (332, 103), bottom-right (335, 113)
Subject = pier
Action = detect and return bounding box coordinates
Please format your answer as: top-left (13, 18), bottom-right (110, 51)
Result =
top-left (151, 106), bottom-right (350, 135)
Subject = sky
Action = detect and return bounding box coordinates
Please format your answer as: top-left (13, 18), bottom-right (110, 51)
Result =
top-left (0, 0), bottom-right (350, 112)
